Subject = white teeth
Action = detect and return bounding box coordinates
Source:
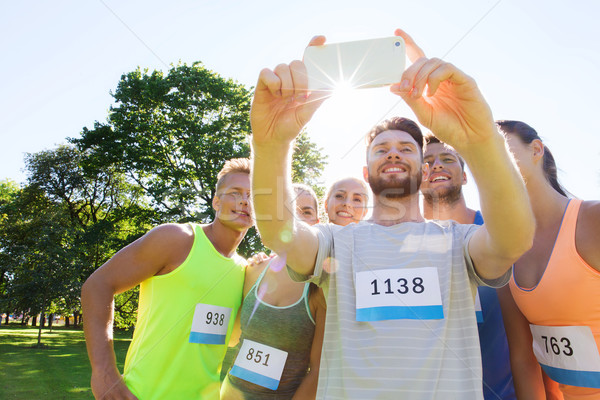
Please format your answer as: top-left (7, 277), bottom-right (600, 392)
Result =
top-left (385, 167), bottom-right (405, 173)
top-left (432, 176), bottom-right (449, 182)
top-left (337, 211), bottom-right (352, 217)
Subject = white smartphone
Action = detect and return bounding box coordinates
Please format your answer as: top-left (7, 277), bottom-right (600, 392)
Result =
top-left (303, 37), bottom-right (406, 91)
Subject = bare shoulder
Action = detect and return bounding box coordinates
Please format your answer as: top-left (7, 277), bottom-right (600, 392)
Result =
top-left (243, 259), bottom-right (269, 297)
top-left (137, 223), bottom-right (195, 273)
top-left (141, 223), bottom-right (194, 250)
top-left (580, 200), bottom-right (600, 219)
top-left (246, 258), bottom-right (269, 282)
top-left (576, 200), bottom-right (600, 270)
top-left (148, 223), bottom-right (194, 240)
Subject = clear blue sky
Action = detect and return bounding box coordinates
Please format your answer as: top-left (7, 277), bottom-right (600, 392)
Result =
top-left (2, 1), bottom-right (599, 209)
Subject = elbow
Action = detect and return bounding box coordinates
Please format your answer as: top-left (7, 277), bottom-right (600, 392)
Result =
top-left (81, 275), bottom-right (96, 307)
top-left (256, 221), bottom-right (297, 254)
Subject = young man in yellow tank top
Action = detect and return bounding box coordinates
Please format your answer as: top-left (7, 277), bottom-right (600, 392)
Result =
top-left (82, 158), bottom-right (253, 400)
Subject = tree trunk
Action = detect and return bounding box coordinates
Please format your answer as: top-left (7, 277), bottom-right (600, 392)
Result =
top-left (65, 315), bottom-right (70, 327)
top-left (40, 313), bottom-right (46, 327)
top-left (48, 313), bottom-right (54, 332)
top-left (37, 311), bottom-right (45, 346)
top-left (21, 313), bottom-right (27, 326)
top-left (4, 313), bottom-right (8, 325)
top-left (74, 311), bottom-right (80, 326)
top-left (32, 314), bottom-right (37, 327)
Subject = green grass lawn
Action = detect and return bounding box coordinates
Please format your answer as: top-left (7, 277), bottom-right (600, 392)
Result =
top-left (0, 324), bottom-right (132, 400)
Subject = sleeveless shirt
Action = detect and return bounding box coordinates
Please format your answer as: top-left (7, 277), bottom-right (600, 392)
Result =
top-left (225, 260), bottom-right (316, 399)
top-left (509, 199), bottom-right (600, 398)
top-left (123, 223), bottom-right (245, 400)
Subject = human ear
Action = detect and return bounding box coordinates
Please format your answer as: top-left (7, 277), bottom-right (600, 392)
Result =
top-left (531, 139), bottom-right (544, 164)
top-left (422, 163), bottom-right (430, 181)
top-left (212, 195), bottom-right (220, 213)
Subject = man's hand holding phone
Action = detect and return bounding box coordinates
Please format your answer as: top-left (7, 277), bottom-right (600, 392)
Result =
top-left (250, 44), bottom-right (328, 150)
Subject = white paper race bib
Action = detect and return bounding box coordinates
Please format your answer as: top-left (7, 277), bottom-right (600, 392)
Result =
top-left (229, 339), bottom-right (288, 390)
top-left (530, 324), bottom-right (600, 388)
top-left (355, 267), bottom-right (444, 321)
top-left (189, 303), bottom-right (232, 344)
top-left (475, 290), bottom-right (483, 323)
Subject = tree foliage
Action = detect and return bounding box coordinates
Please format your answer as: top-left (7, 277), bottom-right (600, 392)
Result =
top-left (3, 62), bottom-right (327, 331)
top-left (72, 63), bottom-right (253, 222)
top-left (72, 62), bottom-right (327, 257)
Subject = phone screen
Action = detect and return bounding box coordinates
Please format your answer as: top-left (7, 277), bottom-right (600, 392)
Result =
top-left (303, 37), bottom-right (406, 91)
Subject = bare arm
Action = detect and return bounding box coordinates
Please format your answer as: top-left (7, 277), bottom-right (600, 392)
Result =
top-left (393, 29), bottom-right (534, 279)
top-left (292, 288), bottom-right (326, 400)
top-left (577, 200), bottom-right (600, 272)
top-left (497, 285), bottom-right (546, 399)
top-left (81, 223), bottom-right (193, 400)
top-left (250, 39), bottom-right (329, 276)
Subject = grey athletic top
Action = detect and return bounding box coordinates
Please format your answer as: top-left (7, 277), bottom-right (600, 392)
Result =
top-left (226, 261), bottom-right (316, 399)
top-left (288, 220), bottom-right (511, 400)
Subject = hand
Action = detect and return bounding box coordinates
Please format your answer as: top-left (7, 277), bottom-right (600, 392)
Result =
top-left (391, 29), bottom-right (496, 153)
top-left (91, 370), bottom-right (138, 400)
top-left (250, 37), bottom-right (329, 149)
top-left (247, 251), bottom-right (273, 267)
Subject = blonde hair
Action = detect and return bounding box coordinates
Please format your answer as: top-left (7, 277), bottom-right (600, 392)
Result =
top-left (216, 158), bottom-right (251, 193)
top-left (324, 177), bottom-right (369, 205)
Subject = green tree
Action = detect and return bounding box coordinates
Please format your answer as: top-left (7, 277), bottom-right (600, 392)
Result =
top-left (0, 180), bottom-right (21, 324)
top-left (1, 145), bottom-right (152, 335)
top-left (72, 62), bottom-right (327, 258)
top-left (72, 63), bottom-right (252, 222)
top-left (0, 185), bottom-right (78, 345)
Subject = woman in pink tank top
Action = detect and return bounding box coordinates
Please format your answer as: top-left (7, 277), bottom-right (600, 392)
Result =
top-left (496, 120), bottom-right (600, 400)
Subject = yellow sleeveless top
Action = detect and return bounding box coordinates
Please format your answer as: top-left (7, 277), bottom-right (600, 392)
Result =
top-left (123, 223), bottom-right (245, 399)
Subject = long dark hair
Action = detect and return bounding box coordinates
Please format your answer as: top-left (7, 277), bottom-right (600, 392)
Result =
top-left (496, 120), bottom-right (569, 197)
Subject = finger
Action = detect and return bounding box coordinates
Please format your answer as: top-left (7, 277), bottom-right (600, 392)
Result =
top-left (394, 28), bottom-right (426, 62)
top-left (290, 59), bottom-right (309, 100)
top-left (392, 57), bottom-right (428, 96)
top-left (273, 63), bottom-right (295, 100)
top-left (412, 57), bottom-right (444, 98)
top-left (256, 68), bottom-right (282, 98)
top-left (391, 86), bottom-right (432, 129)
top-left (425, 62), bottom-right (472, 96)
top-left (308, 35), bottom-right (326, 47)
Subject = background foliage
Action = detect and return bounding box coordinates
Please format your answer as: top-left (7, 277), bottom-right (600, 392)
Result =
top-left (0, 62), bottom-right (326, 337)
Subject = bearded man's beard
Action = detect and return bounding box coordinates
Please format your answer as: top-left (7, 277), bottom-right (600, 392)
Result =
top-left (423, 183), bottom-right (462, 206)
top-left (368, 169), bottom-right (422, 199)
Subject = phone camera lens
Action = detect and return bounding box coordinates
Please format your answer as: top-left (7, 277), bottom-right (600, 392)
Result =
top-left (395, 41), bottom-right (401, 47)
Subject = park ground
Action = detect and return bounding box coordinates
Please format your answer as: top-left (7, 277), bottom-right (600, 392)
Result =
top-left (0, 324), bottom-right (131, 400)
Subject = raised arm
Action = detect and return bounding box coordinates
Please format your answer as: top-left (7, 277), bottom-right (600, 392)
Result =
top-left (81, 224), bottom-right (193, 400)
top-left (250, 38), bottom-right (327, 276)
top-left (392, 29), bottom-right (534, 279)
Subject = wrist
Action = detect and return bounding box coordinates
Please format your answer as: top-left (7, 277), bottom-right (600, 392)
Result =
top-left (457, 132), bottom-right (506, 165)
top-left (251, 139), bottom-right (293, 154)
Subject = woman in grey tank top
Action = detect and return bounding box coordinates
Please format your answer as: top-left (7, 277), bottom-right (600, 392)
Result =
top-left (221, 180), bottom-right (368, 399)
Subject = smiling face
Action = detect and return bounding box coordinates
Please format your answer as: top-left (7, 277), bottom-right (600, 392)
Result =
top-left (364, 130), bottom-right (426, 198)
top-left (212, 172), bottom-right (253, 231)
top-left (325, 178), bottom-right (369, 226)
top-left (421, 142), bottom-right (466, 205)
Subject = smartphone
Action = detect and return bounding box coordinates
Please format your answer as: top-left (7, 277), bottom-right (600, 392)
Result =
top-left (303, 37), bottom-right (406, 91)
